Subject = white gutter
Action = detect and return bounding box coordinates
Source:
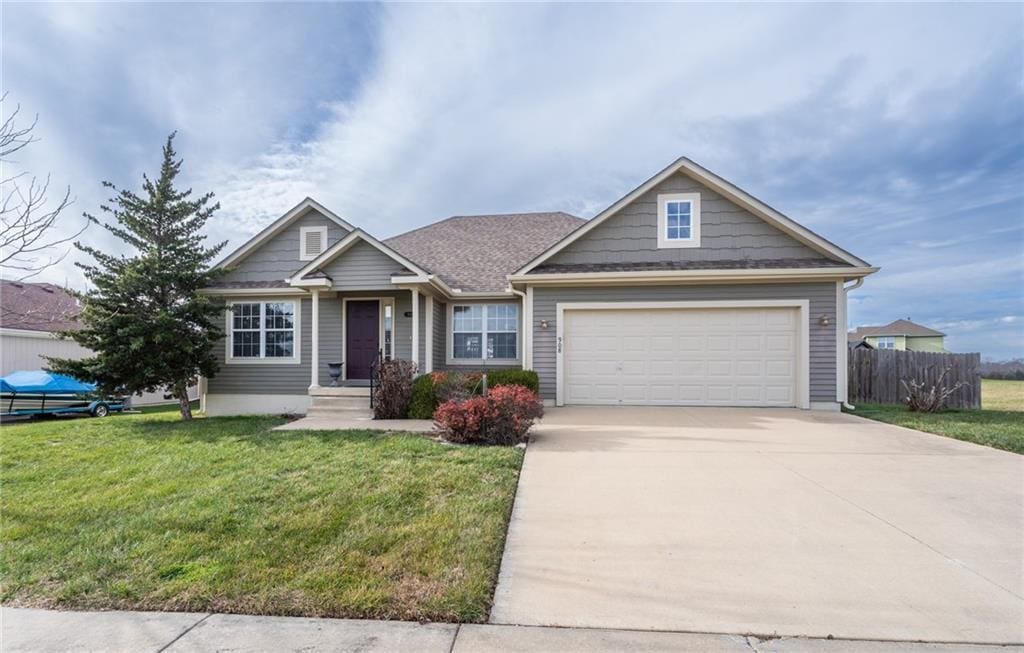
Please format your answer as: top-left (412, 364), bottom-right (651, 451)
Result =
top-left (841, 277), bottom-right (865, 411)
top-left (508, 266), bottom-right (879, 286)
top-left (507, 285), bottom-right (530, 369)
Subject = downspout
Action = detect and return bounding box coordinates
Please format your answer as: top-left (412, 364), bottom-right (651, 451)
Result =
top-left (508, 284), bottom-right (529, 370)
top-left (841, 277), bottom-right (865, 410)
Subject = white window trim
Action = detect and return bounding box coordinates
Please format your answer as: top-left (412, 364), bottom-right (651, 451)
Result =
top-left (446, 301), bottom-right (522, 366)
top-left (656, 192), bottom-right (701, 249)
top-left (876, 336), bottom-right (896, 349)
top-left (554, 300), bottom-right (810, 410)
top-left (299, 226), bottom-right (329, 261)
top-left (225, 299), bottom-right (302, 364)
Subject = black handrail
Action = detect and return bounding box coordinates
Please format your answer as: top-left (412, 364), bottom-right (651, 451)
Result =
top-left (368, 349), bottom-right (384, 411)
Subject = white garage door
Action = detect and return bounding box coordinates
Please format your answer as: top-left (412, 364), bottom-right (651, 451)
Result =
top-left (563, 306), bottom-right (799, 407)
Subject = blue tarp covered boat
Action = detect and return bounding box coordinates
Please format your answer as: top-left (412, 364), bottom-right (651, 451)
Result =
top-left (1, 371), bottom-right (125, 418)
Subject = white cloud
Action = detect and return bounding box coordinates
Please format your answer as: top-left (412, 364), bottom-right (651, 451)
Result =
top-left (3, 3), bottom-right (1022, 357)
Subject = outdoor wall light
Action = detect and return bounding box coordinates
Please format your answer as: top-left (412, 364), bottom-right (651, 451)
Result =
top-left (403, 311), bottom-right (413, 318)
top-left (819, 314), bottom-right (832, 327)
top-left (539, 319), bottom-right (550, 329)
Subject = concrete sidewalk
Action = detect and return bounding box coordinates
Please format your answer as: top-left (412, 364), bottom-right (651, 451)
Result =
top-left (3, 608), bottom-right (1019, 653)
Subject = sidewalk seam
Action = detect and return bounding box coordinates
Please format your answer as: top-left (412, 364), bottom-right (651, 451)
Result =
top-left (447, 623), bottom-right (461, 653)
top-left (154, 612), bottom-right (213, 653)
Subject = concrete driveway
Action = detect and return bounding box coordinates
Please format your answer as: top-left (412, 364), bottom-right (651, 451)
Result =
top-left (490, 407), bottom-right (1024, 644)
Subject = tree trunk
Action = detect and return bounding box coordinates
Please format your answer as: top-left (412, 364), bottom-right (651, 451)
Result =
top-left (176, 384), bottom-right (193, 421)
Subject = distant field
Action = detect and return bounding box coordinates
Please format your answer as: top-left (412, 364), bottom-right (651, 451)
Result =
top-left (983, 379), bottom-right (1024, 411)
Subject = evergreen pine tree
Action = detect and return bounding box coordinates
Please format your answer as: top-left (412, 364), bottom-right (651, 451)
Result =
top-left (49, 133), bottom-right (226, 420)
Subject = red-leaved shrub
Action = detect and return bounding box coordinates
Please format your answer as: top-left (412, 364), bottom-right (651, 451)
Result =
top-left (433, 384), bottom-right (544, 445)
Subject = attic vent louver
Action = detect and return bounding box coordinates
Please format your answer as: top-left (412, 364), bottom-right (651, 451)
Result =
top-left (300, 226), bottom-right (328, 261)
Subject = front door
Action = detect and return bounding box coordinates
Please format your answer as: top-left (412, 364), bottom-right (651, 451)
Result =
top-left (346, 300), bottom-right (380, 380)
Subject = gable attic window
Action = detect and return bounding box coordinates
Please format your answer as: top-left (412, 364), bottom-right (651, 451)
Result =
top-left (657, 192), bottom-right (701, 249)
top-left (300, 226), bottom-right (328, 261)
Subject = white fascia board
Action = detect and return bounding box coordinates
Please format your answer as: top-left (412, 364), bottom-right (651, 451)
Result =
top-left (198, 287), bottom-right (308, 297)
top-left (0, 327), bottom-right (61, 339)
top-left (215, 198), bottom-right (355, 269)
top-left (509, 266), bottom-right (878, 286)
top-left (514, 157), bottom-right (870, 275)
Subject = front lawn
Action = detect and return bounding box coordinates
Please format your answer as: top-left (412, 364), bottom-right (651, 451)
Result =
top-left (0, 410), bottom-right (523, 622)
top-left (851, 404), bottom-right (1024, 454)
top-left (982, 378), bottom-right (1024, 411)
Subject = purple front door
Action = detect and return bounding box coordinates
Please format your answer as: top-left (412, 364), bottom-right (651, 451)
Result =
top-left (346, 301), bottom-right (380, 380)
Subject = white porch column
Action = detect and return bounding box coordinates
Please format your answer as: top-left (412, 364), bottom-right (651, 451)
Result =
top-left (425, 296), bottom-right (434, 373)
top-left (411, 288), bottom-right (420, 368)
top-left (310, 289), bottom-right (320, 389)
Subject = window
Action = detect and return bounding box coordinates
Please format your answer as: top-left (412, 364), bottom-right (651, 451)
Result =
top-left (300, 226), bottom-right (328, 261)
top-left (876, 336), bottom-right (896, 350)
top-left (452, 304), bottom-right (518, 361)
top-left (383, 303), bottom-right (393, 360)
top-left (230, 301), bottom-right (297, 360)
top-left (657, 192), bottom-right (701, 248)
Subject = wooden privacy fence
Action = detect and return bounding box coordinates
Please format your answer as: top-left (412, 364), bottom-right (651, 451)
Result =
top-left (848, 349), bottom-right (981, 409)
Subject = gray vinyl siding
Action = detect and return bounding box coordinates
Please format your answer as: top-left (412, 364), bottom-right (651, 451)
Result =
top-left (209, 298), bottom-right (312, 395)
top-left (547, 173), bottom-right (825, 266)
top-left (217, 211), bottom-right (349, 284)
top-left (317, 296), bottom-right (343, 386)
top-left (321, 241), bottom-right (409, 291)
top-left (432, 299), bottom-right (446, 372)
top-left (531, 283), bottom-right (837, 402)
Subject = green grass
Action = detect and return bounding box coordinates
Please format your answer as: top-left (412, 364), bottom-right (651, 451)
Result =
top-left (0, 409), bottom-right (523, 621)
top-left (850, 403), bottom-right (1024, 454)
top-left (982, 379), bottom-right (1024, 411)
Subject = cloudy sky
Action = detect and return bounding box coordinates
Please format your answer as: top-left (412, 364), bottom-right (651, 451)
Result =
top-left (3, 3), bottom-right (1022, 359)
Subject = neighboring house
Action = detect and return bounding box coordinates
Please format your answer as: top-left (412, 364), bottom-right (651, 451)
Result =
top-left (201, 157), bottom-right (876, 416)
top-left (847, 319), bottom-right (946, 352)
top-left (0, 280), bottom-right (192, 405)
top-left (1, 281), bottom-right (89, 375)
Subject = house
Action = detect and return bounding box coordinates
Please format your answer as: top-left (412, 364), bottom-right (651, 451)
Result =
top-left (200, 157), bottom-right (877, 416)
top-left (0, 280), bottom-right (194, 405)
top-left (1, 281), bottom-right (89, 375)
top-left (847, 319), bottom-right (946, 352)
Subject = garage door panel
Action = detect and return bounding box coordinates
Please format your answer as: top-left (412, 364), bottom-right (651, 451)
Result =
top-left (563, 307), bottom-right (799, 408)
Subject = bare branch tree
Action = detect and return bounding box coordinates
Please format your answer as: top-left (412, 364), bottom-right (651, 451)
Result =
top-left (0, 92), bottom-right (88, 280)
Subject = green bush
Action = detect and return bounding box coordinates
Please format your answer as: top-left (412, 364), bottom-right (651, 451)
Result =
top-left (407, 371), bottom-right (505, 420)
top-left (408, 374), bottom-right (437, 419)
top-left (485, 369), bottom-right (539, 393)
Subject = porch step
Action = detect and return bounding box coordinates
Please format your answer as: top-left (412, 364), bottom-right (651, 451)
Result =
top-left (306, 406), bottom-right (374, 419)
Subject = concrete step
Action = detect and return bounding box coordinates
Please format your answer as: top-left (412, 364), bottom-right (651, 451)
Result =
top-left (310, 396), bottom-right (370, 411)
top-left (306, 408), bottom-right (374, 419)
top-left (309, 386), bottom-right (371, 398)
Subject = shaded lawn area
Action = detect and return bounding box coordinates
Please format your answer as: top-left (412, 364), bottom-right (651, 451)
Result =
top-left (0, 410), bottom-right (523, 622)
top-left (851, 404), bottom-right (1024, 454)
top-left (981, 379), bottom-right (1024, 411)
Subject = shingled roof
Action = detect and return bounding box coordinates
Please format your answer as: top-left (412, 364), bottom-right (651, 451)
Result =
top-left (385, 212), bottom-right (585, 292)
top-left (0, 280), bottom-right (82, 332)
top-left (848, 319), bottom-right (945, 340)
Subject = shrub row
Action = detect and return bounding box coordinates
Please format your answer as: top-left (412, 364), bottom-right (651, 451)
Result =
top-left (434, 384), bottom-right (544, 445)
top-left (407, 369), bottom-right (539, 419)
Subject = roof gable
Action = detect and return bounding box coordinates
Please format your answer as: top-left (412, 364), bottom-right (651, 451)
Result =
top-left (215, 198), bottom-right (355, 270)
top-left (516, 157), bottom-right (870, 275)
top-left (288, 229), bottom-right (429, 287)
